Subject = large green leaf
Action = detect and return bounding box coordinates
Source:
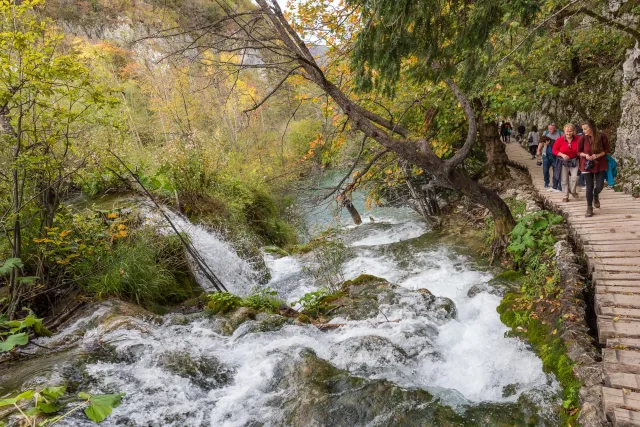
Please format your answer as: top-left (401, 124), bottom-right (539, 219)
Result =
top-left (78, 393), bottom-right (125, 423)
top-left (0, 389), bottom-right (35, 406)
top-left (0, 258), bottom-right (23, 274)
top-left (41, 386), bottom-right (66, 400)
top-left (0, 332), bottom-right (28, 352)
top-left (35, 400), bottom-right (59, 414)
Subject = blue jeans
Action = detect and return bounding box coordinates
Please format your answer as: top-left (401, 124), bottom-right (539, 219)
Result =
top-left (542, 156), bottom-right (562, 190)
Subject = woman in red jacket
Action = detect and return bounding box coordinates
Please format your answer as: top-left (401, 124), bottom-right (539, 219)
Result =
top-left (552, 124), bottom-right (581, 203)
top-left (578, 120), bottom-right (610, 217)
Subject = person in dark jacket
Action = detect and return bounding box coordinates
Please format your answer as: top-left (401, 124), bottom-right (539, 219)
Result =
top-left (538, 123), bottom-right (563, 191)
top-left (578, 120), bottom-right (610, 217)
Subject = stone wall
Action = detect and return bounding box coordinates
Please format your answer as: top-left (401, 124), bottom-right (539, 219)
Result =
top-left (615, 44), bottom-right (640, 163)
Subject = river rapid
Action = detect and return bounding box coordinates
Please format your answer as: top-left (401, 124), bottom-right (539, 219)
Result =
top-left (1, 192), bottom-right (563, 426)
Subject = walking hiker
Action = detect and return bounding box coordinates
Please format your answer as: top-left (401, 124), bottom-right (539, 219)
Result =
top-left (500, 122), bottom-right (509, 143)
top-left (539, 123), bottom-right (563, 191)
top-left (578, 120), bottom-right (610, 217)
top-left (552, 124), bottom-right (581, 203)
top-left (527, 125), bottom-right (540, 159)
top-left (518, 123), bottom-right (526, 142)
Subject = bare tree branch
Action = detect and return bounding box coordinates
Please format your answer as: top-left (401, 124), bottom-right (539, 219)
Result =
top-left (243, 66), bottom-right (302, 113)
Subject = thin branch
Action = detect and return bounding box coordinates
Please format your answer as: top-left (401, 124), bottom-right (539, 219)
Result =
top-left (321, 135), bottom-right (367, 201)
top-left (580, 7), bottom-right (640, 41)
top-left (106, 151), bottom-right (227, 292)
top-left (243, 66), bottom-right (302, 113)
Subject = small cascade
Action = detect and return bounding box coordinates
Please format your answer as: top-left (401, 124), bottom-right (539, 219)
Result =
top-left (142, 208), bottom-right (261, 295)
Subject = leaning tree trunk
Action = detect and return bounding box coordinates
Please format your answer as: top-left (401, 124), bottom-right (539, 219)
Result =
top-left (449, 168), bottom-right (516, 263)
top-left (342, 198), bottom-right (362, 225)
top-left (479, 116), bottom-right (510, 181)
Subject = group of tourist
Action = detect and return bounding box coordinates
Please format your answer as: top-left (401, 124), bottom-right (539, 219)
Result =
top-left (512, 121), bottom-right (611, 218)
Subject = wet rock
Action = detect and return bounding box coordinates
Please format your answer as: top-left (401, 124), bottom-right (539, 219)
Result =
top-left (115, 342), bottom-right (150, 363)
top-left (272, 350), bottom-right (552, 427)
top-left (431, 297), bottom-right (457, 321)
top-left (222, 307), bottom-right (258, 335)
top-left (502, 383), bottom-right (518, 398)
top-left (255, 313), bottom-right (292, 332)
top-left (331, 336), bottom-right (409, 375)
top-left (168, 314), bottom-right (190, 326)
top-left (158, 351), bottom-right (233, 390)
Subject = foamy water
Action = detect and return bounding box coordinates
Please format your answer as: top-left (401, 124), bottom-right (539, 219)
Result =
top-left (15, 214), bottom-right (558, 426)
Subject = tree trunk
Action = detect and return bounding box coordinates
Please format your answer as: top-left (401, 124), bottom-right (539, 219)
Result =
top-left (479, 116), bottom-right (510, 180)
top-left (342, 198), bottom-right (362, 225)
top-left (2, 108), bottom-right (23, 319)
top-left (449, 168), bottom-right (515, 263)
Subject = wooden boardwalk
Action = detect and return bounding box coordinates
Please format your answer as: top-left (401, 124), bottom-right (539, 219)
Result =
top-left (506, 143), bottom-right (640, 426)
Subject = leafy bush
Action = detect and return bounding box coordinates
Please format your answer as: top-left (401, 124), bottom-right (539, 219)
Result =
top-left (507, 210), bottom-right (563, 264)
top-left (207, 292), bottom-right (243, 314)
top-left (207, 288), bottom-right (284, 314)
top-left (294, 289), bottom-right (329, 317)
top-left (0, 310), bottom-right (51, 352)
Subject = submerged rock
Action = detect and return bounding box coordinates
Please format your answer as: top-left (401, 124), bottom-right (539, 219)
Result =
top-left (158, 351), bottom-right (233, 390)
top-left (331, 335), bottom-right (409, 376)
top-left (306, 274), bottom-right (457, 323)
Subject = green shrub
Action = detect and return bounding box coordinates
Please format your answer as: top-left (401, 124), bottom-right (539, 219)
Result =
top-left (207, 288), bottom-right (284, 314)
top-left (207, 292), bottom-right (243, 314)
top-left (76, 231), bottom-right (197, 307)
top-left (508, 210), bottom-right (563, 264)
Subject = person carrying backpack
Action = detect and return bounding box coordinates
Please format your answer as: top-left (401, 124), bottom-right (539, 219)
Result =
top-left (578, 120), bottom-right (610, 217)
top-left (537, 123), bottom-right (563, 191)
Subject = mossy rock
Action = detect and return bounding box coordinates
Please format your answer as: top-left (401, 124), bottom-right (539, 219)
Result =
top-left (255, 313), bottom-right (291, 332)
top-left (264, 246), bottom-right (290, 257)
top-left (273, 350), bottom-right (550, 427)
top-left (296, 314), bottom-right (312, 324)
top-left (221, 307), bottom-right (258, 335)
top-left (158, 351), bottom-right (233, 389)
top-left (341, 274), bottom-right (388, 289)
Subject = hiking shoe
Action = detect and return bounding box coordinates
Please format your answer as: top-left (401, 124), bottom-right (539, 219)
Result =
top-left (585, 206), bottom-right (594, 217)
top-left (571, 192), bottom-right (579, 198)
top-left (594, 197), bottom-right (600, 208)
top-left (562, 197), bottom-right (569, 202)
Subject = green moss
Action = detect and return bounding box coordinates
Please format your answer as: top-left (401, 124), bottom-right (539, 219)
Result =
top-left (264, 246), bottom-right (290, 257)
top-left (341, 274), bottom-right (388, 288)
top-left (493, 270), bottom-right (524, 282)
top-left (498, 294), bottom-right (581, 425)
top-left (206, 288), bottom-right (285, 315)
top-left (296, 314), bottom-right (312, 324)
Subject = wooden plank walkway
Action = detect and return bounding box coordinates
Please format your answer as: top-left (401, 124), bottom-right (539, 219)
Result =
top-left (505, 143), bottom-right (640, 426)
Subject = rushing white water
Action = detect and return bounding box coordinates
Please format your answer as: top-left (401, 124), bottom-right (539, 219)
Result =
top-left (263, 220), bottom-right (557, 405)
top-left (13, 209), bottom-right (560, 426)
top-left (142, 208), bottom-right (260, 294)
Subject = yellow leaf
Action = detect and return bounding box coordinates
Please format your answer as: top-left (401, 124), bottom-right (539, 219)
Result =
top-left (613, 316), bottom-right (621, 322)
top-left (59, 230), bottom-right (72, 238)
top-left (107, 212), bottom-right (119, 219)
